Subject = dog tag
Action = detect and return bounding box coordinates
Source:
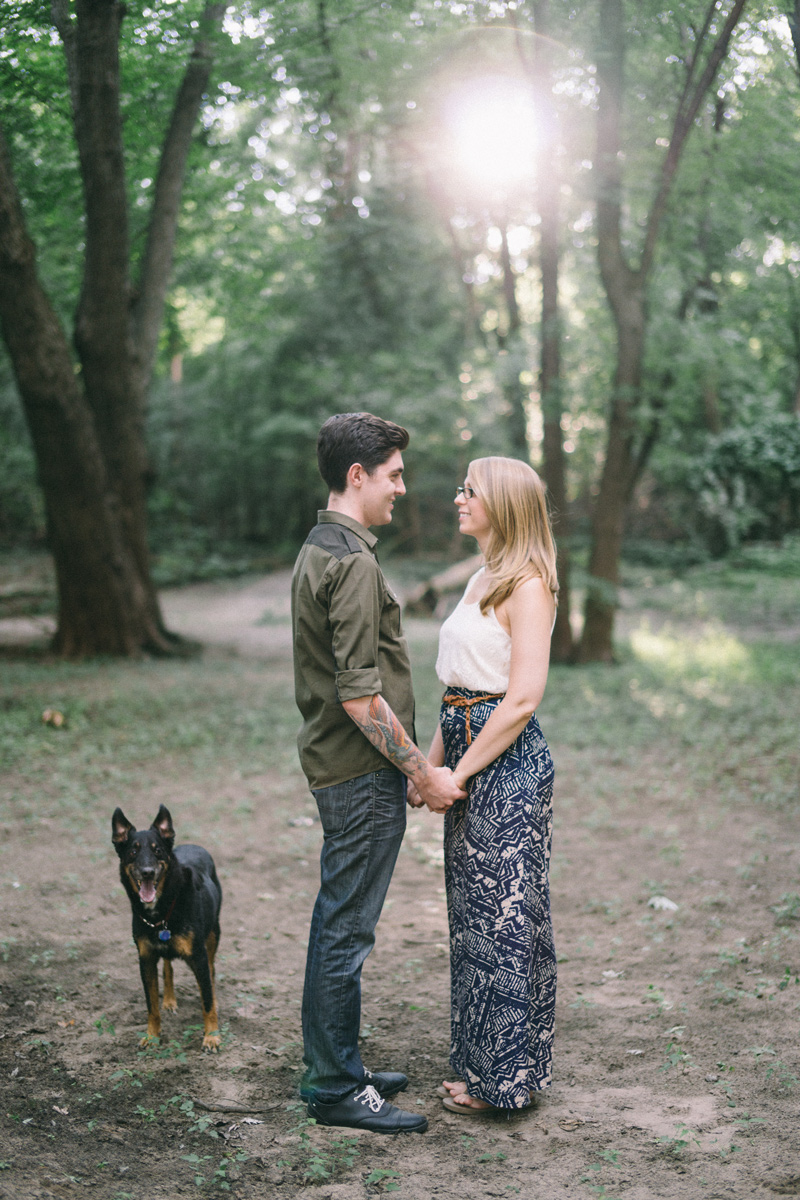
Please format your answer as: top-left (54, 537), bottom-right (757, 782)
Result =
top-left (158, 929), bottom-right (171, 942)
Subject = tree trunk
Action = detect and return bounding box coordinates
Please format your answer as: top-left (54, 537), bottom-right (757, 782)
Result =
top-left (498, 222), bottom-right (529, 457)
top-left (0, 128), bottom-right (163, 656)
top-left (579, 0), bottom-right (747, 662)
top-left (0, 1), bottom-right (223, 655)
top-left (73, 0), bottom-right (152, 621)
top-left (579, 291), bottom-right (645, 661)
top-left (527, 0), bottom-right (575, 662)
top-left (788, 0), bottom-right (800, 72)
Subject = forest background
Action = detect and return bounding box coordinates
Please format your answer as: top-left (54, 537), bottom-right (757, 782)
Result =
top-left (1, 0), bottom-right (800, 661)
top-left (2, 8), bottom-right (800, 1195)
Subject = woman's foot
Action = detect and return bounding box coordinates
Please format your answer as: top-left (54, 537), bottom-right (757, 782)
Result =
top-left (439, 1079), bottom-right (468, 1098)
top-left (439, 1080), bottom-right (540, 1111)
top-left (440, 1081), bottom-right (497, 1111)
top-left (445, 1090), bottom-right (494, 1110)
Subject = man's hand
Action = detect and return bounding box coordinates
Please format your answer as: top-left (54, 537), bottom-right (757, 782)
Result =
top-left (415, 766), bottom-right (467, 814)
top-left (406, 780), bottom-right (425, 808)
top-left (341, 694), bottom-right (466, 813)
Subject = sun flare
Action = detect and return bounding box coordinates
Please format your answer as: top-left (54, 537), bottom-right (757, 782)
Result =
top-left (442, 76), bottom-right (538, 193)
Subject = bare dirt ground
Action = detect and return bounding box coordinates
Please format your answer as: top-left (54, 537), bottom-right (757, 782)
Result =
top-left (1, 569), bottom-right (799, 1200)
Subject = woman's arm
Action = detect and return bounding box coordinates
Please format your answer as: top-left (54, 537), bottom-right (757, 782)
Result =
top-left (450, 576), bottom-right (553, 790)
top-left (406, 723), bottom-right (446, 809)
top-left (428, 723), bottom-right (446, 768)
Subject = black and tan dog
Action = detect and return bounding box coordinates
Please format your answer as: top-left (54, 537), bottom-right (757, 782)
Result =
top-left (112, 804), bottom-right (222, 1051)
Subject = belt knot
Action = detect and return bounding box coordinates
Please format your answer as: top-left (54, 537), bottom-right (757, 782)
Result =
top-left (442, 691), bottom-right (503, 745)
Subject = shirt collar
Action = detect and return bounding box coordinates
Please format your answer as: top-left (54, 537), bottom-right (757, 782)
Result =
top-left (317, 509), bottom-right (378, 550)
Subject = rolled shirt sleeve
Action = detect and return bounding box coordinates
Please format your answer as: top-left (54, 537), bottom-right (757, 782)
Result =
top-left (326, 552), bottom-right (384, 702)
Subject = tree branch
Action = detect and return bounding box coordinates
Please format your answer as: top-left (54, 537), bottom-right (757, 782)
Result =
top-left (673, 0), bottom-right (719, 124)
top-left (640, 0), bottom-right (748, 278)
top-left (51, 0), bottom-right (79, 116)
top-left (595, 0), bottom-right (639, 313)
top-left (132, 1), bottom-right (225, 390)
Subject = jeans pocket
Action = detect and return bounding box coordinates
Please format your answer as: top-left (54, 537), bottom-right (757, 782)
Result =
top-left (312, 777), bottom-right (355, 837)
top-left (371, 769), bottom-right (407, 833)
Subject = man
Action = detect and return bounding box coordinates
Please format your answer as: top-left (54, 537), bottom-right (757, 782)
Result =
top-left (291, 412), bottom-right (465, 1134)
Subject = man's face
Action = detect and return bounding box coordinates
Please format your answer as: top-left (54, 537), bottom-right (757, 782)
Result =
top-left (360, 449), bottom-right (406, 527)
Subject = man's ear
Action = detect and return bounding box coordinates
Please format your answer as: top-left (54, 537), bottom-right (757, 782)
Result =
top-left (347, 462), bottom-right (365, 489)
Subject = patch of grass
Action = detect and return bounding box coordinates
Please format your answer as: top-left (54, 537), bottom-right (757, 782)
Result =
top-left (0, 655), bottom-right (305, 836)
top-left (365, 1167), bottom-right (401, 1192)
top-left (769, 894), bottom-right (800, 925)
top-left (660, 1041), bottom-right (695, 1071)
top-left (276, 1108), bottom-right (361, 1183)
top-left (657, 1123), bottom-right (700, 1157)
top-left (765, 1060), bottom-right (799, 1091)
top-left (580, 1149), bottom-right (623, 1200)
top-left (109, 1067), bottom-right (148, 1090)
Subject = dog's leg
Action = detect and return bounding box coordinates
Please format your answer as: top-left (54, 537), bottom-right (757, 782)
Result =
top-left (172, 932), bottom-right (220, 1051)
top-left (207, 928), bottom-right (218, 979)
top-left (137, 939), bottom-right (161, 1046)
top-left (162, 959), bottom-right (177, 1013)
top-left (195, 932), bottom-right (220, 1052)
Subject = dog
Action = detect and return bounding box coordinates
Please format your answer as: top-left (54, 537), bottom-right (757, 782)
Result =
top-left (111, 804), bottom-right (222, 1051)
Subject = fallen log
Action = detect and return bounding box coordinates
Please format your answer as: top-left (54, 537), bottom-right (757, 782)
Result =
top-left (402, 554), bottom-right (482, 617)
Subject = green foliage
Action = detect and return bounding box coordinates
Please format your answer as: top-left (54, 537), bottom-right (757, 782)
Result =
top-left (277, 1115), bottom-right (360, 1182)
top-left (365, 1168), bottom-right (401, 1191)
top-left (3, 0), bottom-right (800, 576)
top-left (660, 1041), bottom-right (695, 1071)
top-left (769, 894), bottom-right (800, 925)
top-left (694, 414), bottom-right (800, 551)
top-left (657, 1123), bottom-right (701, 1158)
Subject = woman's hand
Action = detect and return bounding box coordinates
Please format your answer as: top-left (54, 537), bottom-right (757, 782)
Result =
top-left (452, 769), bottom-right (470, 794)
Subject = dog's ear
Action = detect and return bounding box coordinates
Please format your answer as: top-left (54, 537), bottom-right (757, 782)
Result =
top-left (112, 808), bottom-right (134, 847)
top-left (152, 804), bottom-right (175, 846)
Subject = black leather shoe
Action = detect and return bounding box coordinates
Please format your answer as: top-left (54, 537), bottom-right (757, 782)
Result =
top-left (363, 1069), bottom-right (408, 1098)
top-left (308, 1084), bottom-right (428, 1134)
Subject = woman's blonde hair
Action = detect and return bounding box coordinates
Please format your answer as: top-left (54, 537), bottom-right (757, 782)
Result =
top-left (467, 456), bottom-right (559, 615)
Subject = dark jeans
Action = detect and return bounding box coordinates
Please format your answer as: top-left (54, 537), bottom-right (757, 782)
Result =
top-left (301, 767), bottom-right (407, 1103)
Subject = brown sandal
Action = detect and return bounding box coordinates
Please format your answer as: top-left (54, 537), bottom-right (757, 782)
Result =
top-left (441, 1094), bottom-right (501, 1115)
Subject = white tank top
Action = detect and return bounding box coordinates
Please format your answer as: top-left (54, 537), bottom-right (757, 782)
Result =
top-left (435, 569), bottom-right (512, 693)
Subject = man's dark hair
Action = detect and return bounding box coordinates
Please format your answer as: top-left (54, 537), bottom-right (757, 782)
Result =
top-left (317, 412), bottom-right (410, 494)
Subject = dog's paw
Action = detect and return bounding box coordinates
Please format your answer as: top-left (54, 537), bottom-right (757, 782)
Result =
top-left (163, 997), bottom-right (178, 1013)
top-left (202, 1032), bottom-right (221, 1052)
top-left (139, 1032), bottom-right (161, 1049)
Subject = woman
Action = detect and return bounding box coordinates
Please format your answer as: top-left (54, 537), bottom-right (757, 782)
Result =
top-left (431, 456), bottom-right (558, 1113)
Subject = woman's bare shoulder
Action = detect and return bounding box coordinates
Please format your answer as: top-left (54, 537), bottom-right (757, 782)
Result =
top-left (510, 574), bottom-right (552, 607)
top-left (496, 574), bottom-right (554, 632)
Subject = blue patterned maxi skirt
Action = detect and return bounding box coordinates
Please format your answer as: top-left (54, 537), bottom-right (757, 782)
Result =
top-left (440, 688), bottom-right (556, 1108)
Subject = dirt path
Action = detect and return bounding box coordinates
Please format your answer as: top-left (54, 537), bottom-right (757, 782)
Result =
top-left (1, 572), bottom-right (799, 1200)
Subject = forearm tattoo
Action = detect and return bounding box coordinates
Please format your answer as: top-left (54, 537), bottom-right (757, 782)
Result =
top-left (350, 696), bottom-right (429, 779)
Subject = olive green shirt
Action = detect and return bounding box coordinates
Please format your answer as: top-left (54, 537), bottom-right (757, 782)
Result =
top-left (291, 511), bottom-right (416, 791)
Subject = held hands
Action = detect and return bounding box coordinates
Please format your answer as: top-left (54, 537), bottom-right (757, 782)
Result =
top-left (415, 765), bottom-right (467, 814)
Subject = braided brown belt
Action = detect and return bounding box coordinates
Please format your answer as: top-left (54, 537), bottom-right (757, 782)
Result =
top-left (442, 692), bottom-right (504, 745)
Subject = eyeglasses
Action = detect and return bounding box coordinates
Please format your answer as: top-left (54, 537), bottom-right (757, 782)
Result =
top-left (455, 485), bottom-right (475, 499)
